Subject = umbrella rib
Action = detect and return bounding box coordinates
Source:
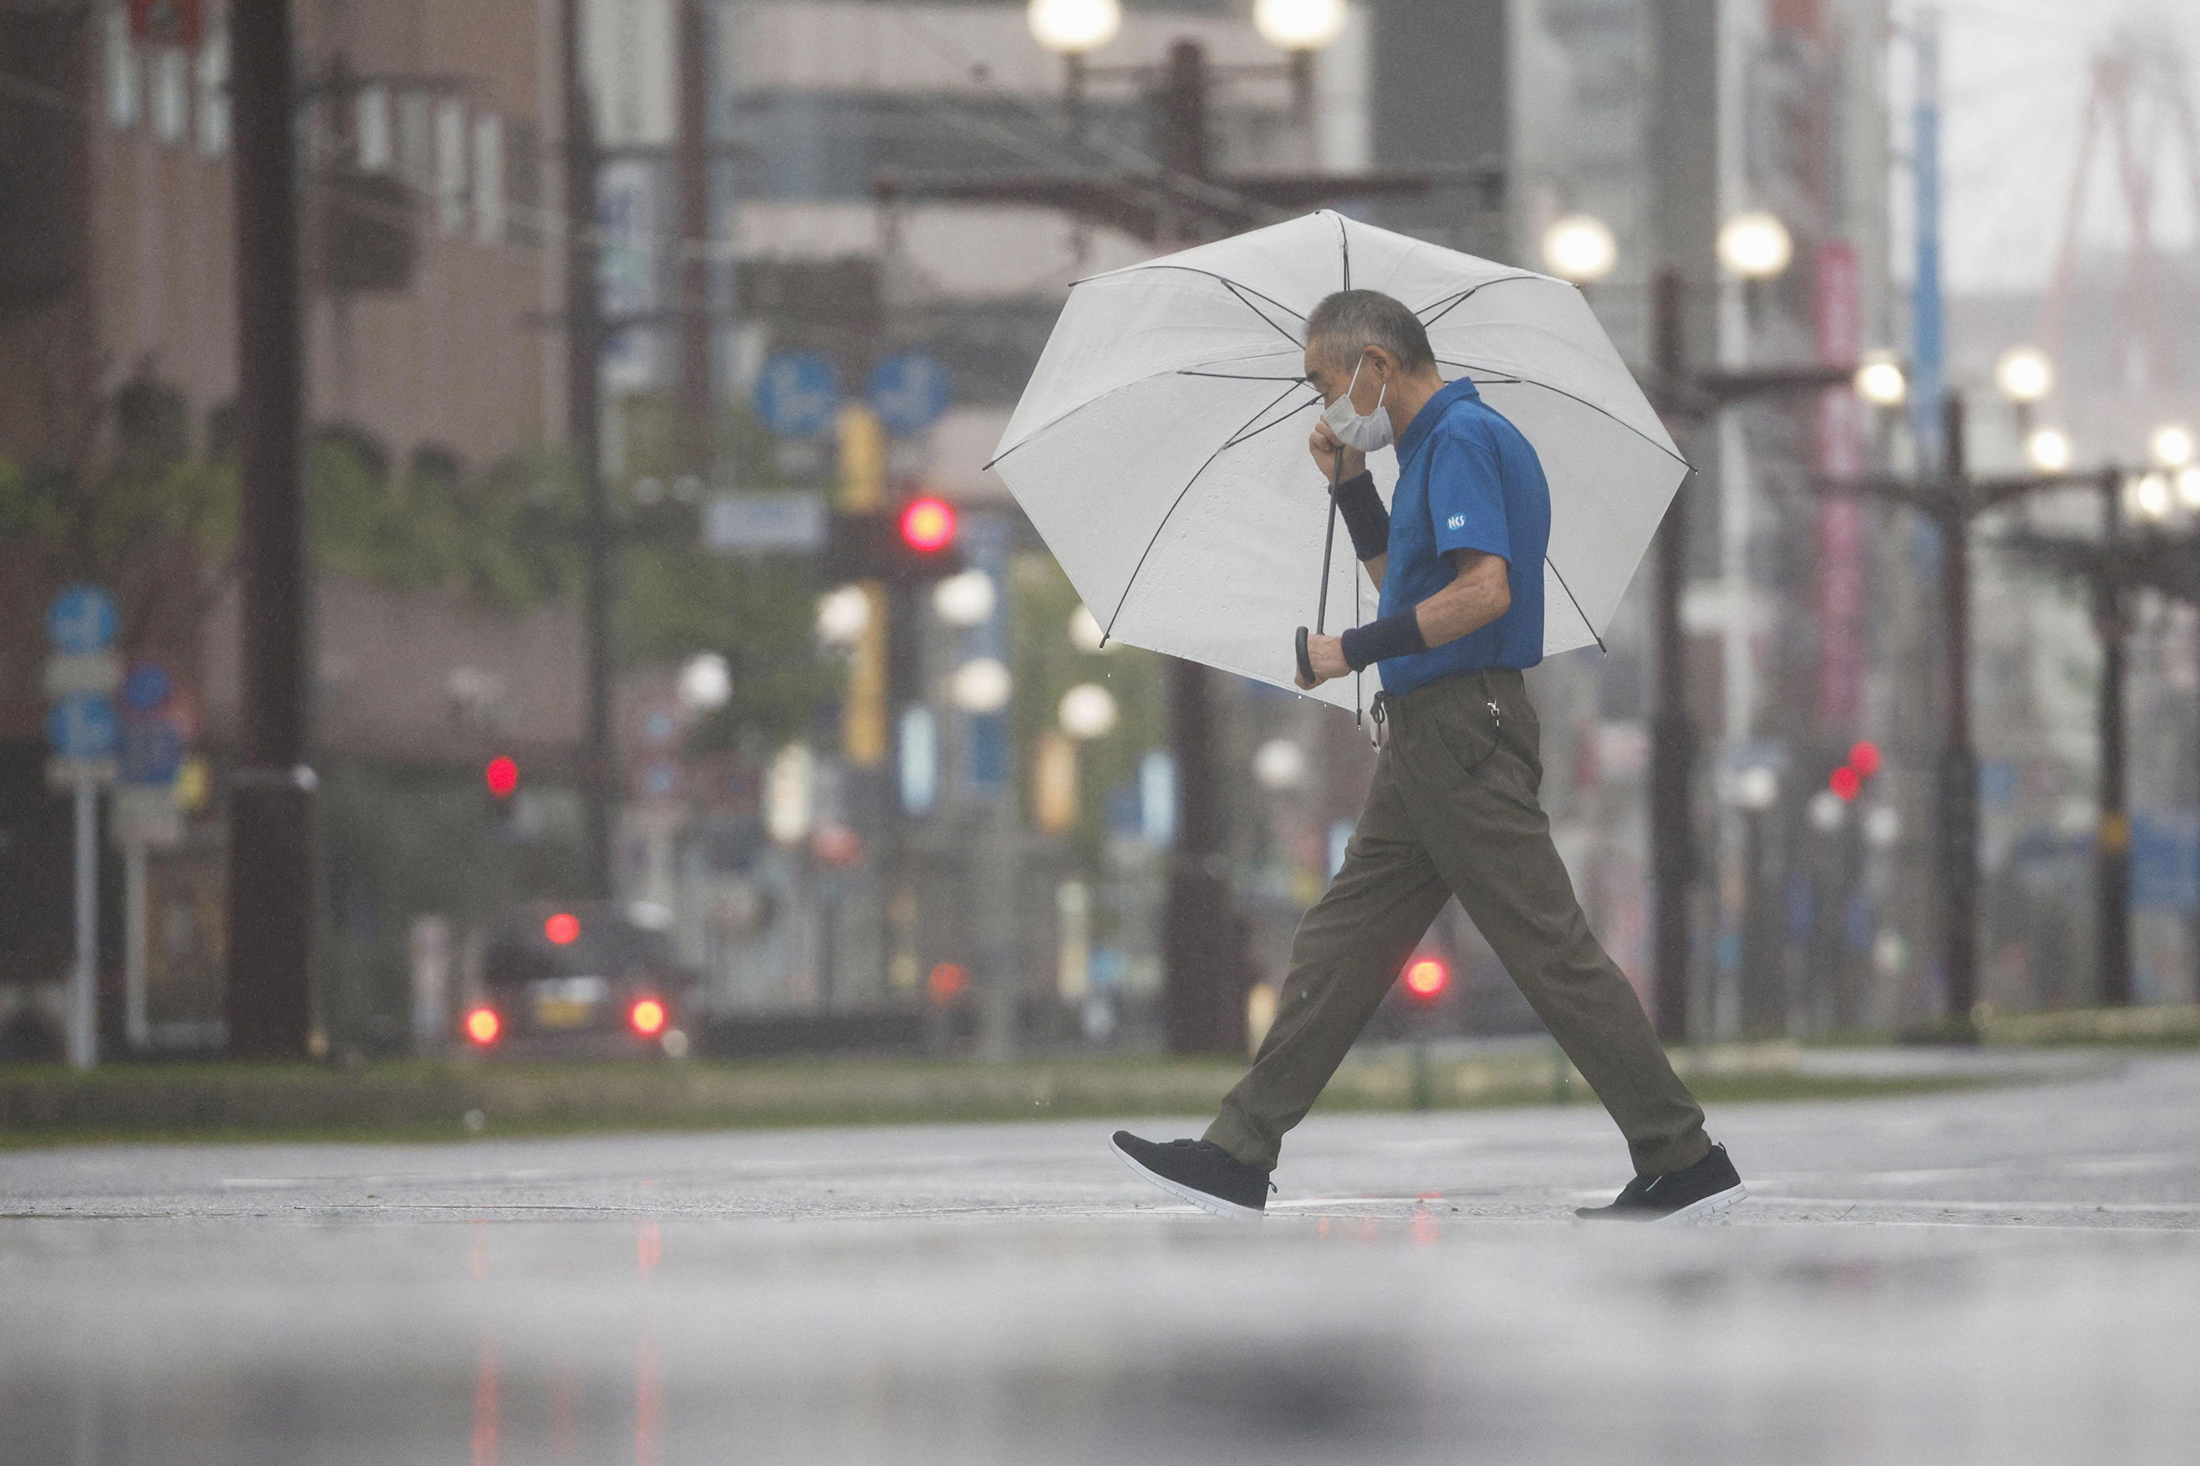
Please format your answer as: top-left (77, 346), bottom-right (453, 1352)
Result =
top-left (1543, 554), bottom-right (1608, 655)
top-left (1436, 357), bottom-right (1691, 470)
top-left (1178, 369), bottom-right (1310, 382)
top-left (1338, 213), bottom-right (1351, 290)
top-left (1414, 274), bottom-right (1547, 331)
top-left (1103, 263), bottom-right (1308, 343)
top-left (1102, 379), bottom-right (1314, 640)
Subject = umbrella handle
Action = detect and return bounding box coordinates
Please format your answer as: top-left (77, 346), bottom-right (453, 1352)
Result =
top-left (1295, 625), bottom-right (1314, 685)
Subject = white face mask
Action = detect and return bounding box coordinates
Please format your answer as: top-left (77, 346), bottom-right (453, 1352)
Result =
top-left (1320, 354), bottom-right (1394, 452)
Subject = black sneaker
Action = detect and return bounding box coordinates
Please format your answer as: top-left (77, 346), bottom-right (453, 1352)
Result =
top-left (1574, 1141), bottom-right (1747, 1222)
top-left (1111, 1131), bottom-right (1272, 1219)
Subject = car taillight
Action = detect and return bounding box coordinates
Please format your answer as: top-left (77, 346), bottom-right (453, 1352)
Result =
top-left (464, 1007), bottom-right (501, 1046)
top-left (629, 998), bottom-right (667, 1037)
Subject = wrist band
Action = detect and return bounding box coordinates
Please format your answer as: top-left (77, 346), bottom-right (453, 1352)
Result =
top-left (1339, 608), bottom-right (1427, 672)
top-left (1333, 472), bottom-right (1390, 562)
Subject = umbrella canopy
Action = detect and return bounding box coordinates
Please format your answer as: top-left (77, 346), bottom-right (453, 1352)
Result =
top-left (990, 211), bottom-right (1688, 712)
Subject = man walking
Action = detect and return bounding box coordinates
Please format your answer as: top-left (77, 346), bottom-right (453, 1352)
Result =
top-left (1112, 290), bottom-right (1745, 1223)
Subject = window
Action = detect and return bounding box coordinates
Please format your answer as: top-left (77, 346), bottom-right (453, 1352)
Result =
top-left (435, 98), bottom-right (467, 234)
top-left (472, 114), bottom-right (504, 244)
top-left (356, 84), bottom-right (392, 172)
top-left (398, 92), bottom-right (433, 187)
top-left (104, 7), bottom-right (141, 128)
top-left (196, 24), bottom-right (229, 155)
top-left (152, 46), bottom-right (188, 143)
top-left (506, 120), bottom-right (541, 248)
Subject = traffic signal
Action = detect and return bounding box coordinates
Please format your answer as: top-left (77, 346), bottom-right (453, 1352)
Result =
top-left (824, 499), bottom-right (966, 583)
top-left (544, 911), bottom-right (581, 945)
top-left (464, 1005), bottom-right (501, 1047)
top-left (900, 496), bottom-right (956, 553)
top-left (628, 997), bottom-right (668, 1037)
top-left (1402, 954), bottom-right (1451, 1002)
top-left (485, 756), bottom-right (519, 798)
top-left (1829, 741), bottom-right (1882, 803)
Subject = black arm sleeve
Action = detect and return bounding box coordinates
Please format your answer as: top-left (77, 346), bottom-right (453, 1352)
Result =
top-left (1332, 472), bottom-right (1390, 562)
top-left (1339, 608), bottom-right (1428, 672)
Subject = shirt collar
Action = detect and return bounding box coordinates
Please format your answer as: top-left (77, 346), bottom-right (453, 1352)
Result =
top-left (1395, 377), bottom-right (1482, 467)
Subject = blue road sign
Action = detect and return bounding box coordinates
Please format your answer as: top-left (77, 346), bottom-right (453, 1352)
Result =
top-left (753, 352), bottom-right (842, 439)
top-left (122, 661), bottom-right (174, 715)
top-left (867, 351), bottom-right (952, 436)
top-left (47, 694), bottom-right (119, 759)
top-left (46, 584), bottom-right (118, 655)
top-left (121, 723), bottom-right (184, 785)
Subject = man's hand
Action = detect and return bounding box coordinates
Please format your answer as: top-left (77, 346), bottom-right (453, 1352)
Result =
top-left (1309, 420), bottom-right (1366, 485)
top-left (1295, 632), bottom-right (1351, 689)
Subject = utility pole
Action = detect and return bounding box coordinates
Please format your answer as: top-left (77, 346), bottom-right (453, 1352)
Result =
top-left (875, 38), bottom-right (1431, 1054)
top-left (676, 0), bottom-right (713, 475)
top-left (225, 0), bottom-right (315, 1059)
top-left (561, 0), bottom-right (613, 900)
top-left (1935, 393), bottom-right (1979, 1026)
top-left (2094, 465), bottom-right (2133, 1006)
top-left (1648, 267), bottom-right (1697, 1044)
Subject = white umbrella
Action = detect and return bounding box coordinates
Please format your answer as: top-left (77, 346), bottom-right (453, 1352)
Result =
top-left (990, 210), bottom-right (1688, 712)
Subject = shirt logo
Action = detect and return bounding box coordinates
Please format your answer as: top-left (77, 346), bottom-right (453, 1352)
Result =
top-left (1447, 513), bottom-right (1466, 529)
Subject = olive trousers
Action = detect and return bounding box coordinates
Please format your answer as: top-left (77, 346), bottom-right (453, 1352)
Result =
top-left (1204, 667), bottom-right (1711, 1178)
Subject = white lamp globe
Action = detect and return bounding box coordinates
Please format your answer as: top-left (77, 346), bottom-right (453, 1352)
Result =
top-left (677, 652), bottom-right (731, 712)
top-left (2177, 467), bottom-right (2200, 509)
top-left (1027, 0), bottom-right (1121, 54)
top-left (1253, 738), bottom-right (1309, 792)
top-left (817, 585), bottom-right (872, 645)
top-left (1717, 211), bottom-right (1793, 280)
top-left (932, 569), bottom-right (997, 627)
top-left (1068, 603), bottom-right (1111, 653)
top-left (2132, 471), bottom-right (2173, 522)
top-left (1539, 213), bottom-right (1618, 285)
top-left (1058, 683), bottom-right (1119, 741)
top-left (2151, 424), bottom-right (2195, 470)
top-left (1853, 351), bottom-right (1907, 409)
top-left (2024, 427), bottom-right (2073, 474)
top-left (1732, 765), bottom-right (1779, 812)
top-left (950, 658), bottom-right (1013, 714)
top-left (1254, 0), bottom-right (1349, 52)
top-left (1994, 346), bottom-right (2054, 405)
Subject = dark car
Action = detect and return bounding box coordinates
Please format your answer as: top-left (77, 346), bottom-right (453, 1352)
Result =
top-left (464, 900), bottom-right (696, 1057)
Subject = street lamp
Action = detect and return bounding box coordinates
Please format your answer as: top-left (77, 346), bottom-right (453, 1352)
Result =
top-left (2177, 467), bottom-right (2200, 509)
top-left (1027, 0), bottom-right (1120, 53)
top-left (2131, 471), bottom-right (2174, 523)
top-left (1059, 682), bottom-right (1119, 741)
top-left (2152, 424), bottom-right (2196, 470)
top-left (677, 652), bottom-right (731, 712)
top-left (932, 569), bottom-right (997, 628)
top-left (1853, 350), bottom-right (1908, 409)
top-left (1994, 346), bottom-right (2054, 406)
top-left (816, 585), bottom-right (872, 646)
top-left (1253, 737), bottom-right (1309, 792)
top-left (1717, 211), bottom-right (1793, 279)
top-left (1540, 213), bottom-right (1618, 286)
top-left (1253, 0), bottom-right (1348, 51)
top-left (2025, 427), bottom-right (2074, 474)
top-left (950, 658), bottom-right (1012, 714)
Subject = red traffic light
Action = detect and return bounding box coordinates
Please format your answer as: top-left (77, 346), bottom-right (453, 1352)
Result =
top-left (927, 962), bottom-right (969, 1002)
top-left (1849, 740), bottom-right (1881, 779)
top-left (1830, 765), bottom-right (1862, 801)
top-left (485, 756), bottom-right (519, 798)
top-left (899, 496), bottom-right (957, 553)
top-left (1403, 955), bottom-right (1450, 1001)
top-left (544, 911), bottom-right (581, 945)
top-left (464, 1006), bottom-right (501, 1046)
top-left (629, 998), bottom-right (667, 1037)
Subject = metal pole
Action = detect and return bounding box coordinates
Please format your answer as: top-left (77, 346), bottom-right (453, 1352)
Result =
top-left (225, 0), bottom-right (315, 1059)
top-left (563, 0), bottom-right (613, 899)
top-left (125, 834), bottom-right (149, 1052)
top-left (70, 781), bottom-right (96, 1070)
top-left (1910, 8), bottom-right (1946, 468)
top-left (2097, 465), bottom-right (2133, 1004)
top-left (1649, 266), bottom-right (1697, 1044)
top-left (1938, 391), bottom-right (1979, 1030)
top-left (676, 0), bottom-right (712, 475)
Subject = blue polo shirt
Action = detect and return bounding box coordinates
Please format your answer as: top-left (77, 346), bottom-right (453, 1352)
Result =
top-left (1374, 377), bottom-right (1549, 694)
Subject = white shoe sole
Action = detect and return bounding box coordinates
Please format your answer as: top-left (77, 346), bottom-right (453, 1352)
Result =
top-left (1110, 1136), bottom-right (1267, 1221)
top-left (1654, 1182), bottom-right (1748, 1223)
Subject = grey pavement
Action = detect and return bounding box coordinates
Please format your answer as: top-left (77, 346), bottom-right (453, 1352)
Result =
top-left (4, 1050), bottom-right (2198, 1464)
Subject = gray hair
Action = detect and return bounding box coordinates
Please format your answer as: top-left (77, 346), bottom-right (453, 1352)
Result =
top-left (1304, 289), bottom-right (1435, 373)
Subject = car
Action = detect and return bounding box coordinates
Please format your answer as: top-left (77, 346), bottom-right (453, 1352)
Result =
top-left (462, 900), bottom-right (696, 1058)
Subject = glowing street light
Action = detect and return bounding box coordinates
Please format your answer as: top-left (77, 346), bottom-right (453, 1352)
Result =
top-left (1068, 603), bottom-right (1111, 654)
top-left (817, 584), bottom-right (872, 645)
top-left (1252, 738), bottom-right (1309, 791)
top-left (2151, 424), bottom-right (2195, 470)
top-left (1254, 0), bottom-right (1349, 51)
top-left (1717, 211), bottom-right (1793, 280)
top-left (932, 569), bottom-right (997, 627)
top-left (1058, 682), bottom-right (1119, 741)
top-left (1540, 213), bottom-right (1618, 285)
top-left (1853, 350), bottom-right (1908, 408)
top-left (1994, 346), bottom-right (2054, 405)
top-left (677, 652), bottom-right (731, 711)
top-left (950, 658), bottom-right (1012, 714)
top-left (1027, 0), bottom-right (1120, 54)
top-left (2178, 468), bottom-right (2200, 510)
top-left (2131, 471), bottom-right (2174, 523)
top-left (2025, 427), bottom-right (2073, 473)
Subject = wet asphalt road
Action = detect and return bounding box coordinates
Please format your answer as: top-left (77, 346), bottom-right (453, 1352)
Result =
top-left (4, 1051), bottom-right (2197, 1465)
